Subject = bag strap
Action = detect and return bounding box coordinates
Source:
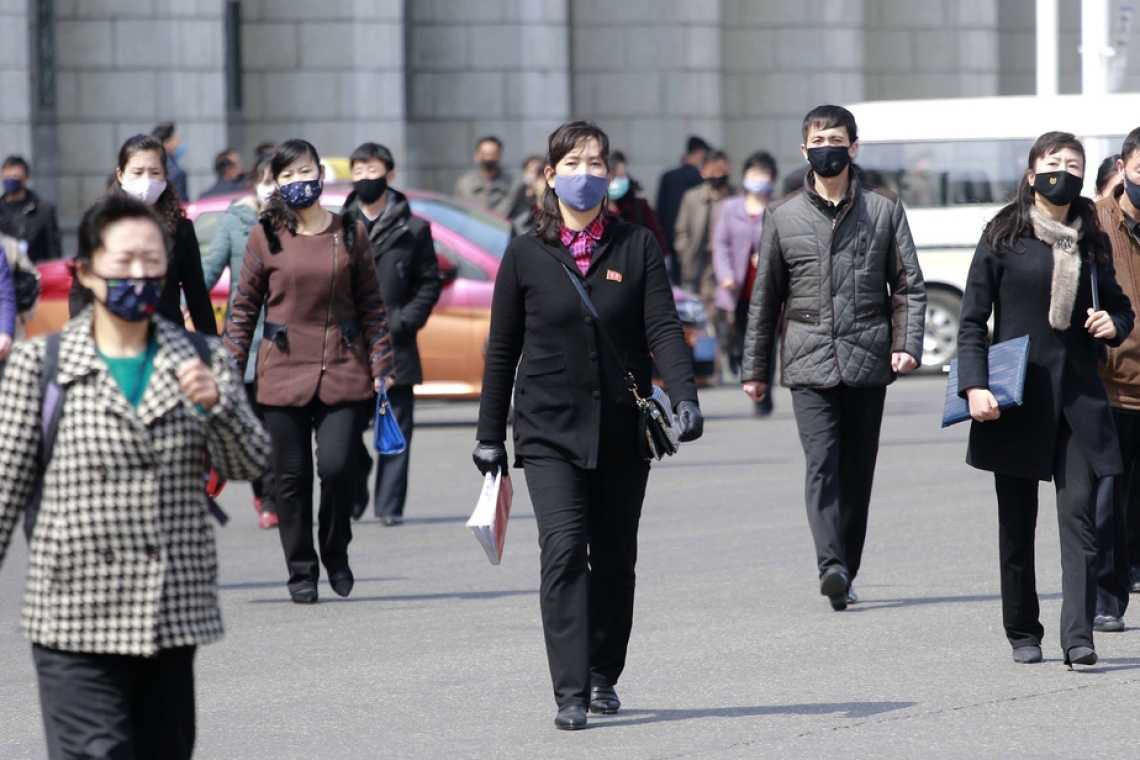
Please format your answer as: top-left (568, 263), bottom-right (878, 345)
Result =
top-left (1090, 257), bottom-right (1101, 313)
top-left (559, 263), bottom-right (643, 401)
top-left (184, 330), bottom-right (212, 364)
top-left (26, 333), bottom-right (64, 541)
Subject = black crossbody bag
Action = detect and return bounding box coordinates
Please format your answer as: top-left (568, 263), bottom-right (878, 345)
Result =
top-left (560, 263), bottom-right (678, 461)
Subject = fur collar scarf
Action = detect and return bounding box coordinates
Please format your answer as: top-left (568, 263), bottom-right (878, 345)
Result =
top-left (1030, 208), bottom-right (1083, 330)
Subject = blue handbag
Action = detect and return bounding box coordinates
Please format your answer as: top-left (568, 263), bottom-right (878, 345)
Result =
top-left (374, 380), bottom-right (407, 456)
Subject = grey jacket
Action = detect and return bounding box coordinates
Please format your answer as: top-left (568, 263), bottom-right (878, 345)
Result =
top-left (202, 198), bottom-right (264, 384)
top-left (743, 172), bottom-right (926, 388)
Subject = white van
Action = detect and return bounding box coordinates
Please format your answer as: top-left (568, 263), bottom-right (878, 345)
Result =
top-left (845, 93), bottom-right (1140, 370)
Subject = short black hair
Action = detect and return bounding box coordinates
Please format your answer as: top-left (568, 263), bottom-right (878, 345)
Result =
top-left (742, 151), bottom-right (778, 182)
top-left (686, 136), bottom-right (711, 155)
top-left (801, 105), bottom-right (858, 144)
top-left (2, 155), bottom-right (29, 174)
top-left (1097, 154), bottom-right (1122, 195)
top-left (255, 141), bottom-right (276, 159)
top-left (151, 122), bottom-right (176, 143)
top-left (1122, 127), bottom-right (1140, 163)
top-left (702, 150), bottom-right (729, 168)
top-left (476, 135), bottom-right (502, 151)
top-left (214, 149), bottom-right (237, 177)
top-left (349, 142), bottom-right (395, 172)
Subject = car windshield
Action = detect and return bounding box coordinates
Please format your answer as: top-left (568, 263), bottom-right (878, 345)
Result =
top-left (409, 198), bottom-right (512, 258)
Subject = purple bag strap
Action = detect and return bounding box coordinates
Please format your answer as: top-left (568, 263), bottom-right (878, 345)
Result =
top-left (25, 334), bottom-right (63, 541)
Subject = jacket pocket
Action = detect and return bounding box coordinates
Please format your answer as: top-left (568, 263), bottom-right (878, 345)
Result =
top-left (338, 319), bottom-right (362, 352)
top-left (263, 322), bottom-right (288, 348)
top-left (785, 309), bottom-right (820, 324)
top-left (525, 351), bottom-right (566, 377)
top-left (522, 352), bottom-right (571, 413)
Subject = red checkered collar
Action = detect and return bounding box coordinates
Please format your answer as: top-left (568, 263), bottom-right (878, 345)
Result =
top-left (559, 213), bottom-right (608, 247)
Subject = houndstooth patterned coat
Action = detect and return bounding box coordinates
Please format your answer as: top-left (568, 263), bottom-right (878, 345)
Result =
top-left (0, 310), bottom-right (271, 656)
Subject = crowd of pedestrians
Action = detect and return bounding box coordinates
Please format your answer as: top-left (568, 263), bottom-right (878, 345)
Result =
top-left (4, 103), bottom-right (1140, 754)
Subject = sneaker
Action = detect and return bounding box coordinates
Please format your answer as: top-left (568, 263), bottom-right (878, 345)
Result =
top-left (253, 496), bottom-right (263, 515)
top-left (259, 511), bottom-right (278, 529)
top-left (1094, 614), bottom-right (1125, 632)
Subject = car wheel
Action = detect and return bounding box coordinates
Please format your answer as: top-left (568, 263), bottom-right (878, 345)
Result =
top-left (920, 289), bottom-right (961, 374)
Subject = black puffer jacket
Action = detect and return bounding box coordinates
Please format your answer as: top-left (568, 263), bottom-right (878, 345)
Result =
top-left (743, 172), bottom-right (926, 388)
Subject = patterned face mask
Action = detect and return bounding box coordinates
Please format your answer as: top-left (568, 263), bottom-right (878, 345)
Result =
top-left (279, 178), bottom-right (323, 209)
top-left (95, 276), bottom-right (165, 322)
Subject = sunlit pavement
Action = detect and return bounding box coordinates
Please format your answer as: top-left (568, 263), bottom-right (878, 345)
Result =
top-left (2, 377), bottom-right (1138, 759)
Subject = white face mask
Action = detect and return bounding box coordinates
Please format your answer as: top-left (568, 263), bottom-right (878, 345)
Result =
top-left (121, 177), bottom-right (168, 206)
top-left (256, 184), bottom-right (276, 206)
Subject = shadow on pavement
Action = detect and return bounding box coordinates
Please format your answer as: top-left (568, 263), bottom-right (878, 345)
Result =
top-left (1076, 656), bottom-right (1140, 674)
top-left (219, 577), bottom-right (404, 591)
top-left (594, 700), bottom-right (917, 727)
top-left (656, 458), bottom-right (788, 468)
top-left (247, 588), bottom-right (538, 604)
top-left (848, 592), bottom-right (1061, 611)
top-left (355, 514), bottom-right (535, 525)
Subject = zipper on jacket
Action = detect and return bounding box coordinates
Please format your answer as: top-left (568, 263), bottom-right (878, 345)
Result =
top-left (320, 234), bottom-right (340, 372)
top-left (261, 341), bottom-right (274, 373)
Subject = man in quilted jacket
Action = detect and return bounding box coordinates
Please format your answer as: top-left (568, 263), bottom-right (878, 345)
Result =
top-left (742, 104), bottom-right (926, 612)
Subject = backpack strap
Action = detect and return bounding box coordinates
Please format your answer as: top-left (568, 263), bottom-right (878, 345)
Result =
top-left (184, 330), bottom-right (212, 364)
top-left (183, 331), bottom-right (231, 526)
top-left (25, 333), bottom-right (64, 542)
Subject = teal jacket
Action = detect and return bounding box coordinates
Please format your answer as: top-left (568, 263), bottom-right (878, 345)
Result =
top-left (202, 198), bottom-right (264, 384)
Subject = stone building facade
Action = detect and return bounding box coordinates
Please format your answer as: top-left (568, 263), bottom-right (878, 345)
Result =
top-left (4, 0), bottom-right (1138, 229)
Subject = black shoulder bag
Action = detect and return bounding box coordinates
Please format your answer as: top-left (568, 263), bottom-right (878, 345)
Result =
top-left (560, 264), bottom-right (678, 461)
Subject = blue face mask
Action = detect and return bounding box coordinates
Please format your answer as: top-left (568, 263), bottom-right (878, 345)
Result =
top-left (743, 178), bottom-right (772, 197)
top-left (608, 176), bottom-right (631, 201)
top-left (173, 143), bottom-right (187, 161)
top-left (96, 276), bottom-right (165, 322)
top-left (280, 178), bottom-right (323, 209)
top-left (555, 173), bottom-right (610, 212)
top-left (2, 178), bottom-right (22, 195)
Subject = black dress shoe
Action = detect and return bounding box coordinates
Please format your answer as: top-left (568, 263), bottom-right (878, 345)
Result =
top-left (588, 686), bottom-right (620, 714)
top-left (554, 704), bottom-right (587, 730)
top-left (381, 515), bottom-right (404, 527)
top-left (1129, 565), bottom-right (1140, 593)
top-left (1011, 645), bottom-right (1042, 664)
top-left (351, 501), bottom-right (367, 521)
top-left (330, 567), bottom-right (354, 598)
top-left (820, 568), bottom-right (850, 611)
top-left (1066, 646), bottom-right (1097, 667)
top-left (1094, 614), bottom-right (1125, 632)
top-left (290, 584), bottom-right (318, 605)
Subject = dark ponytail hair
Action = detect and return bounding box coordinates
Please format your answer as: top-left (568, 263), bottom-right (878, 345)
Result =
top-left (112, 134), bottom-right (185, 236)
top-left (260, 139), bottom-right (321, 251)
top-left (536, 121), bottom-right (611, 245)
top-left (984, 131), bottom-right (1108, 262)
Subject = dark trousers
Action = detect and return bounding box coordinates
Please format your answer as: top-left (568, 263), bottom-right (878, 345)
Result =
top-left (263, 398), bottom-right (368, 591)
top-left (523, 458), bottom-right (650, 708)
top-left (356, 385), bottom-right (415, 517)
top-left (245, 383), bottom-right (277, 514)
top-left (33, 644), bottom-right (196, 760)
top-left (1098, 409), bottom-right (1137, 617)
top-left (790, 384), bottom-right (886, 582)
top-left (994, 418), bottom-right (1099, 652)
top-left (1130, 436), bottom-right (1140, 569)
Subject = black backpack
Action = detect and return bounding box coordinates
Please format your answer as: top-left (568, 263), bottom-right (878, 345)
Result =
top-left (24, 330), bottom-right (226, 540)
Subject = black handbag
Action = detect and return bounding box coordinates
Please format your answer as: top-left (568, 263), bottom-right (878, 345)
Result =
top-left (561, 264), bottom-right (679, 461)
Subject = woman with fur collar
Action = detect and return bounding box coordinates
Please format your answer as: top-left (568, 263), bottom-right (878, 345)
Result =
top-left (957, 131), bottom-right (1134, 668)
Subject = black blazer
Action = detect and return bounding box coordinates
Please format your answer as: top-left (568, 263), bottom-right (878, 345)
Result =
top-left (68, 217), bottom-right (217, 336)
top-left (957, 233), bottom-right (1134, 481)
top-left (343, 190), bottom-right (442, 388)
top-left (476, 219), bottom-right (698, 469)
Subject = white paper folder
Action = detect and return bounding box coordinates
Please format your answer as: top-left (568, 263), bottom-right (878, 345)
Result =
top-left (466, 471), bottom-right (513, 565)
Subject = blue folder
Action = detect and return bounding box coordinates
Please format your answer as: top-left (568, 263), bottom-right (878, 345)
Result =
top-left (942, 335), bottom-right (1030, 428)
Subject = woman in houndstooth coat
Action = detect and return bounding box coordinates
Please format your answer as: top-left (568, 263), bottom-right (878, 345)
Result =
top-left (0, 195), bottom-right (270, 759)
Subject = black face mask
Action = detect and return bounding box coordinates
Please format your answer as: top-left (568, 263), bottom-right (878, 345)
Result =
top-left (806, 145), bottom-right (851, 178)
top-left (354, 176), bottom-right (388, 205)
top-left (480, 159), bottom-right (500, 174)
top-left (1033, 171), bottom-right (1083, 207)
top-left (1124, 174), bottom-right (1140, 210)
top-left (707, 175), bottom-right (729, 189)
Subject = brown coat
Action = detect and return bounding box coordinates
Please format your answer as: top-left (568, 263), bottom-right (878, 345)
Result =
top-left (1098, 188), bottom-right (1140, 411)
top-left (223, 213), bottom-right (394, 407)
top-left (673, 181), bottom-right (731, 293)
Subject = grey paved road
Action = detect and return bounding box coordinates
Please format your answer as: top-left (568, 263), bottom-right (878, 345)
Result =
top-left (2, 377), bottom-right (1139, 759)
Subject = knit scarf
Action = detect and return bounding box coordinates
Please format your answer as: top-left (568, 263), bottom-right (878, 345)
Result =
top-left (1030, 208), bottom-right (1083, 331)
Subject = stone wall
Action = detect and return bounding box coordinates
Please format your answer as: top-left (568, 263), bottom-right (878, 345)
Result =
top-left (51, 0), bottom-right (227, 216)
top-left (405, 0), bottom-right (570, 194)
top-left (239, 0), bottom-right (406, 184)
top-left (0, 0), bottom-right (32, 174)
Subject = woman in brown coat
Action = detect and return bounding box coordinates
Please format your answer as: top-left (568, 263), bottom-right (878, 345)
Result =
top-left (223, 139), bottom-right (394, 604)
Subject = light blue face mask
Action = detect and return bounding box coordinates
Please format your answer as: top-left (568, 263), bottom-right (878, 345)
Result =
top-left (743, 178), bottom-right (772, 197)
top-left (608, 176), bottom-right (631, 201)
top-left (173, 143), bottom-right (187, 161)
top-left (555, 173), bottom-right (610, 212)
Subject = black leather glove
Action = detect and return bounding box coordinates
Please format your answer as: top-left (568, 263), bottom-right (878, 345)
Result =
top-left (675, 400), bottom-right (704, 442)
top-left (472, 441), bottom-right (508, 476)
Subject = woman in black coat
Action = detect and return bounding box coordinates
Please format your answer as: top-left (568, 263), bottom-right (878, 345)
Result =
top-left (68, 134), bottom-right (217, 335)
top-left (958, 131), bottom-right (1134, 668)
top-left (474, 121), bottom-right (703, 730)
